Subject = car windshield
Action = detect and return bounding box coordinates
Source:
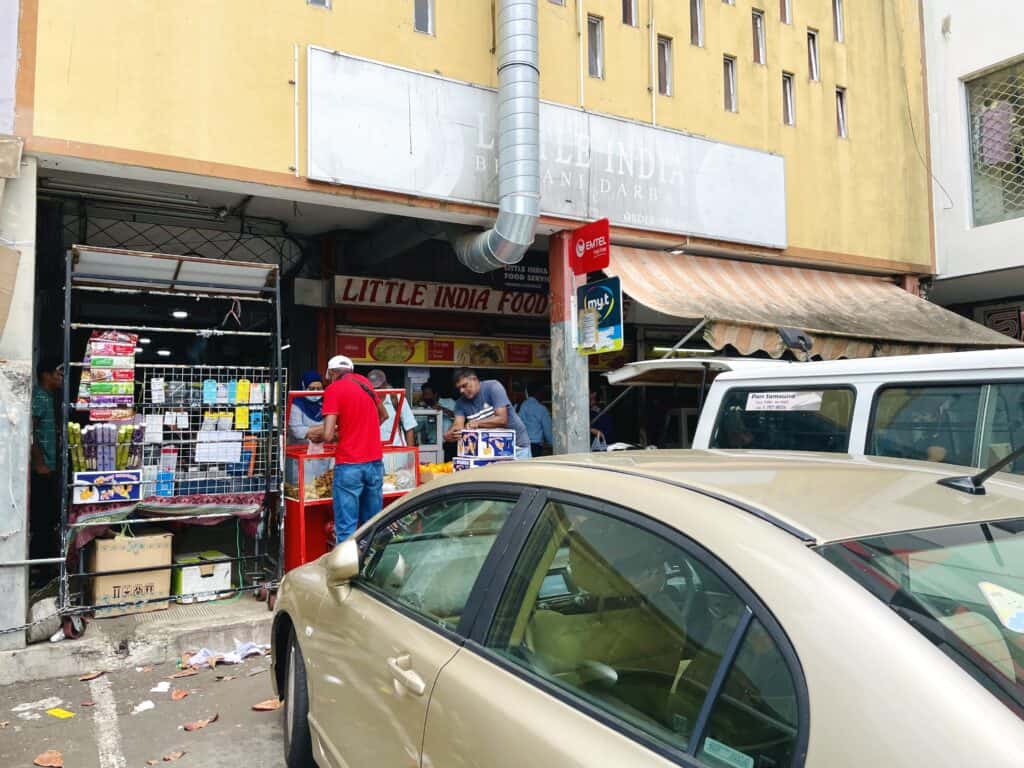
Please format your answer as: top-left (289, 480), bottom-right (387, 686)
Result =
top-left (818, 520), bottom-right (1024, 720)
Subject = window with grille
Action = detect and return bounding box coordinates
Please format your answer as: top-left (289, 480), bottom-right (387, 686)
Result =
top-left (724, 56), bottom-right (738, 112)
top-left (588, 16), bottom-right (604, 78)
top-left (752, 10), bottom-right (766, 64)
top-left (658, 36), bottom-right (673, 96)
top-left (967, 61), bottom-right (1024, 227)
top-left (783, 72), bottom-right (796, 125)
top-left (780, 0), bottom-right (791, 24)
top-left (691, 0), bottom-right (705, 47)
top-left (414, 0), bottom-right (434, 34)
top-left (836, 87), bottom-right (848, 137)
top-left (807, 29), bottom-right (820, 81)
top-left (622, 0), bottom-right (638, 26)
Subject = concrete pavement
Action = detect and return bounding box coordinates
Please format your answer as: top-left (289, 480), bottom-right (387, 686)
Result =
top-left (0, 653), bottom-right (284, 768)
top-left (0, 597), bottom-right (273, 687)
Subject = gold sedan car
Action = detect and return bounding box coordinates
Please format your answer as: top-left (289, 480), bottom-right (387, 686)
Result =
top-left (271, 451), bottom-right (1024, 767)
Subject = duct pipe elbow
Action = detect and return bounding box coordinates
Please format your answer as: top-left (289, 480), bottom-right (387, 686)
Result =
top-left (453, 0), bottom-right (540, 274)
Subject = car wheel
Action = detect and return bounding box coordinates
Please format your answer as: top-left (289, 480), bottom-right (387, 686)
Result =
top-left (283, 629), bottom-right (315, 768)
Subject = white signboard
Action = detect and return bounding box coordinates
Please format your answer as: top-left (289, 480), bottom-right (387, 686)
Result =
top-left (307, 48), bottom-right (787, 249)
top-left (745, 391), bottom-right (823, 412)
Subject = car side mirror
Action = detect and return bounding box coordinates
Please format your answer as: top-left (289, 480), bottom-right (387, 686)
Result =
top-left (326, 539), bottom-right (360, 587)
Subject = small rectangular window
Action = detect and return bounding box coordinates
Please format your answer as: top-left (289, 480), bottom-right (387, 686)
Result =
top-left (836, 87), bottom-right (848, 137)
top-left (307, 0), bottom-right (330, 7)
top-left (691, 0), bottom-right (705, 47)
top-left (588, 15), bottom-right (604, 79)
top-left (414, 0), bottom-right (434, 35)
top-left (752, 10), bottom-right (766, 64)
top-left (807, 29), bottom-right (820, 81)
top-left (622, 0), bottom-right (638, 26)
top-left (711, 388), bottom-right (856, 452)
top-left (657, 36), bottom-right (673, 96)
top-left (782, 72), bottom-right (795, 125)
top-left (723, 56), bottom-right (737, 112)
top-left (780, 0), bottom-right (791, 24)
top-left (833, 0), bottom-right (845, 42)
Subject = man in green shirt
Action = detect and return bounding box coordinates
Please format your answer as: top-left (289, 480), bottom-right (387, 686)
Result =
top-left (31, 359), bottom-right (63, 566)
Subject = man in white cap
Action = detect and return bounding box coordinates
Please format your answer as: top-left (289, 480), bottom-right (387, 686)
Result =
top-left (321, 356), bottom-right (388, 542)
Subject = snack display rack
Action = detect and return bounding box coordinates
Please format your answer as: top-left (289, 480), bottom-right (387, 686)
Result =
top-left (59, 245), bottom-right (286, 615)
top-left (283, 388), bottom-right (419, 572)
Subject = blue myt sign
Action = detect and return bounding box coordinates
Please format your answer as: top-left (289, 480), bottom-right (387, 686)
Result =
top-left (577, 277), bottom-right (624, 356)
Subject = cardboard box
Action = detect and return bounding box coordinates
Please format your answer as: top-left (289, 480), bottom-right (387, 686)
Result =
top-left (458, 429), bottom-right (516, 458)
top-left (171, 550), bottom-right (233, 604)
top-left (88, 529), bottom-right (172, 617)
top-left (453, 456), bottom-right (515, 472)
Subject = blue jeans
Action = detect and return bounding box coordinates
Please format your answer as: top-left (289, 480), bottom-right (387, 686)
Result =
top-left (332, 460), bottom-right (384, 542)
top-left (515, 444), bottom-right (533, 460)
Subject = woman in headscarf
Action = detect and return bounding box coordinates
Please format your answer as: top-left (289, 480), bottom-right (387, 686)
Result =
top-left (289, 370), bottom-right (326, 445)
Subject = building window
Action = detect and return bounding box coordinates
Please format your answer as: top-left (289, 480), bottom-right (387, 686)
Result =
top-left (836, 87), bottom-right (848, 137)
top-left (807, 29), bottom-right (820, 81)
top-left (780, 0), bottom-right (792, 24)
top-left (622, 0), bottom-right (638, 26)
top-left (967, 60), bottom-right (1024, 227)
top-left (307, 0), bottom-right (330, 7)
top-left (657, 36), bottom-right (673, 95)
top-left (783, 72), bottom-right (796, 125)
top-left (723, 56), bottom-right (738, 112)
top-left (414, 0), bottom-right (434, 35)
top-left (752, 10), bottom-right (767, 65)
top-left (691, 0), bottom-right (705, 47)
top-left (833, 0), bottom-right (845, 42)
top-left (588, 15), bottom-right (604, 78)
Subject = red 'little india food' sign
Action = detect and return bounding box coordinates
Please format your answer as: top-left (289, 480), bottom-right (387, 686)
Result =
top-left (570, 218), bottom-right (611, 275)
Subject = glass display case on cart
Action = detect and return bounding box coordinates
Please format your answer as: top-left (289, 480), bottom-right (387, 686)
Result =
top-left (283, 389), bottom-right (419, 572)
top-left (413, 408), bottom-right (443, 465)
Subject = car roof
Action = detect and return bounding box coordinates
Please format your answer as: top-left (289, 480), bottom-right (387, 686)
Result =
top-left (605, 357), bottom-right (785, 386)
top-left (712, 346), bottom-right (1024, 383)
top-left (458, 450), bottom-right (1024, 545)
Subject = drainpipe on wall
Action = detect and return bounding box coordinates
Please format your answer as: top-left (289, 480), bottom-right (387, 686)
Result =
top-left (452, 0), bottom-right (540, 274)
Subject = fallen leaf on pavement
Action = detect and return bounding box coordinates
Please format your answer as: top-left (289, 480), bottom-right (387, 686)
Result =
top-left (80, 701), bottom-right (95, 708)
top-left (215, 675), bottom-right (236, 682)
top-left (169, 670), bottom-right (198, 679)
top-left (33, 750), bottom-right (63, 768)
top-left (163, 751), bottom-right (186, 762)
top-left (252, 698), bottom-right (282, 712)
top-left (171, 690), bottom-right (188, 701)
top-left (207, 656), bottom-right (223, 670)
top-left (247, 668), bottom-right (268, 677)
top-left (141, 666), bottom-right (153, 673)
top-left (147, 761), bottom-right (159, 766)
top-left (183, 713), bottom-right (219, 732)
top-left (79, 670), bottom-right (105, 682)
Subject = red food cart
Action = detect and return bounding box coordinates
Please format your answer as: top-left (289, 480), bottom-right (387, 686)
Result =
top-left (283, 388), bottom-right (419, 572)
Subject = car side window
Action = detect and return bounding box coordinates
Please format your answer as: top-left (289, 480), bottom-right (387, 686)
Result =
top-left (359, 496), bottom-right (516, 632)
top-left (484, 498), bottom-right (801, 763)
top-left (697, 618), bottom-right (799, 768)
top-left (710, 387), bottom-right (855, 453)
top-left (869, 385), bottom-right (983, 468)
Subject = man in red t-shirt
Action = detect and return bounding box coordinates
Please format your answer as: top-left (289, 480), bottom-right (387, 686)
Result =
top-left (321, 355), bottom-right (388, 542)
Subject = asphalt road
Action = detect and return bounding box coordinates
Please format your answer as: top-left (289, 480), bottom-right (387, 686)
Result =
top-left (0, 654), bottom-right (284, 768)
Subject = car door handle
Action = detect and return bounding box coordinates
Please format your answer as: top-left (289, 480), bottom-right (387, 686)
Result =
top-left (387, 654), bottom-right (426, 696)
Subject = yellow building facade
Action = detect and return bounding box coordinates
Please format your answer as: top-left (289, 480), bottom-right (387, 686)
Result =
top-left (16, 0), bottom-right (933, 275)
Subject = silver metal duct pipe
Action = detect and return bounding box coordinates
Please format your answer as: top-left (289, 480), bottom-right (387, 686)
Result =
top-left (453, 0), bottom-right (540, 273)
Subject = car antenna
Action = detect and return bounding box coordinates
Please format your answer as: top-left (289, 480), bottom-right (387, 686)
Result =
top-left (938, 444), bottom-right (1024, 495)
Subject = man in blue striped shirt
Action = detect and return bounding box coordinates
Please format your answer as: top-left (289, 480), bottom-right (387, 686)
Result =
top-left (510, 381), bottom-right (553, 457)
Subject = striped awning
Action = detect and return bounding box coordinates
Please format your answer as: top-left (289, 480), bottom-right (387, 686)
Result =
top-left (608, 247), bottom-right (1017, 360)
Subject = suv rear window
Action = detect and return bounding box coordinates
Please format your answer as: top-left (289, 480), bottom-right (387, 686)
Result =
top-left (819, 520), bottom-right (1024, 719)
top-left (710, 387), bottom-right (855, 453)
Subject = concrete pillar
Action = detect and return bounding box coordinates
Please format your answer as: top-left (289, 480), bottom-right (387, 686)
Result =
top-left (548, 231), bottom-right (590, 455)
top-left (0, 156), bottom-right (36, 650)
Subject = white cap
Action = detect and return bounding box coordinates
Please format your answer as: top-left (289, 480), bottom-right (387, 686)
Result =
top-left (327, 355), bottom-right (354, 371)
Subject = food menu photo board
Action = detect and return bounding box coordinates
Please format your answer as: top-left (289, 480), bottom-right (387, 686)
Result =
top-left (337, 334), bottom-right (551, 370)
